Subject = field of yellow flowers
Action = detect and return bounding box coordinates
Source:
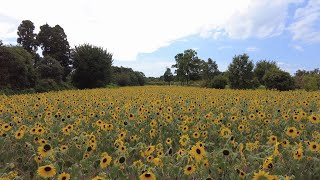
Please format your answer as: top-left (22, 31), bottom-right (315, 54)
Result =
top-left (0, 86), bottom-right (319, 180)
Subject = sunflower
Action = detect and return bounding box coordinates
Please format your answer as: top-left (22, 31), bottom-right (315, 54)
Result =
top-left (166, 138), bottom-right (172, 145)
top-left (184, 164), bottom-right (196, 175)
top-left (37, 164), bottom-right (56, 178)
top-left (37, 144), bottom-right (53, 157)
top-left (1, 123), bottom-right (11, 131)
top-left (268, 135), bottom-right (277, 145)
top-left (286, 127), bottom-right (298, 138)
top-left (153, 157), bottom-right (163, 167)
top-left (189, 145), bottom-right (205, 163)
top-left (192, 132), bottom-right (200, 139)
top-left (219, 127), bottom-right (231, 138)
top-left (139, 172), bottom-right (156, 180)
top-left (308, 142), bottom-right (319, 152)
top-left (179, 134), bottom-right (190, 146)
top-left (308, 114), bottom-right (319, 124)
top-left (249, 114), bottom-right (256, 121)
top-left (253, 170), bottom-right (271, 180)
top-left (15, 130), bottom-right (24, 139)
top-left (58, 172), bottom-right (71, 180)
top-left (100, 152), bottom-right (112, 168)
top-left (293, 148), bottom-right (303, 160)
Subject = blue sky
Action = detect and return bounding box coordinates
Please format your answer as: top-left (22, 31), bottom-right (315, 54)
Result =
top-left (1, 0), bottom-right (319, 77)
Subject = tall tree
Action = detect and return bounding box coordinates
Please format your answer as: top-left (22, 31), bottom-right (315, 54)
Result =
top-left (172, 49), bottom-right (202, 85)
top-left (71, 44), bottom-right (113, 89)
top-left (202, 58), bottom-right (219, 81)
top-left (37, 24), bottom-right (71, 79)
top-left (17, 20), bottom-right (38, 54)
top-left (0, 46), bottom-right (36, 90)
top-left (164, 68), bottom-right (174, 85)
top-left (228, 53), bottom-right (254, 89)
top-left (254, 60), bottom-right (279, 85)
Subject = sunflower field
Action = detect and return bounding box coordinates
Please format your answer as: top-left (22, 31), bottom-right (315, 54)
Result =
top-left (0, 86), bottom-right (319, 180)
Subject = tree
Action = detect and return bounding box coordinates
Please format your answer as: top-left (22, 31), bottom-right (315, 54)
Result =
top-left (164, 68), bottom-right (174, 85)
top-left (0, 46), bottom-right (36, 90)
top-left (37, 24), bottom-right (71, 79)
top-left (254, 60), bottom-right (279, 85)
top-left (263, 69), bottom-right (294, 91)
top-left (203, 58), bottom-right (219, 81)
top-left (172, 49), bottom-right (202, 85)
top-left (35, 56), bottom-right (64, 83)
top-left (17, 20), bottom-right (38, 54)
top-left (0, 40), bottom-right (3, 46)
top-left (228, 54), bottom-right (254, 89)
top-left (71, 44), bottom-right (113, 89)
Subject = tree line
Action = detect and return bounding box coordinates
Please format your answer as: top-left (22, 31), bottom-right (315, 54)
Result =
top-left (161, 49), bottom-right (320, 91)
top-left (0, 20), bottom-right (145, 94)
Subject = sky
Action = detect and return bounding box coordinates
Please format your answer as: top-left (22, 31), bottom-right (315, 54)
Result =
top-left (0, 0), bottom-right (319, 77)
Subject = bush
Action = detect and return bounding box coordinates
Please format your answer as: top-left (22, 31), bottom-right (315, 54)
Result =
top-left (35, 79), bottom-right (59, 93)
top-left (210, 75), bottom-right (228, 89)
top-left (263, 69), bottom-right (294, 91)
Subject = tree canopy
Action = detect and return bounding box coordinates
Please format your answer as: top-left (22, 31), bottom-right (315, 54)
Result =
top-left (71, 44), bottom-right (113, 89)
top-left (17, 20), bottom-right (38, 54)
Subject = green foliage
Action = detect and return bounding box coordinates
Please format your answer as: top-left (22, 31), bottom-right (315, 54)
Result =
top-left (254, 60), bottom-right (279, 85)
top-left (35, 79), bottom-right (59, 92)
top-left (209, 74), bottom-right (228, 89)
top-left (164, 68), bottom-right (174, 84)
top-left (263, 69), bottom-right (295, 91)
top-left (294, 69), bottom-right (320, 90)
top-left (112, 66), bottom-right (145, 86)
top-left (0, 46), bottom-right (36, 90)
top-left (172, 49), bottom-right (203, 84)
top-left (202, 58), bottom-right (219, 81)
top-left (35, 56), bottom-right (64, 83)
top-left (17, 20), bottom-right (38, 54)
top-left (228, 54), bottom-right (254, 89)
top-left (37, 24), bottom-right (71, 79)
top-left (302, 75), bottom-right (318, 91)
top-left (71, 44), bottom-right (113, 89)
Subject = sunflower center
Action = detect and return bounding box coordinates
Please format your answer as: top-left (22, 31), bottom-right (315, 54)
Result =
top-left (196, 149), bottom-right (201, 154)
top-left (289, 129), bottom-right (293, 133)
top-left (187, 167), bottom-right (192, 171)
top-left (145, 173), bottom-right (151, 177)
top-left (313, 145), bottom-right (317, 149)
top-left (44, 166), bottom-right (52, 171)
top-left (103, 158), bottom-right (107, 163)
top-left (119, 157), bottom-right (125, 163)
top-left (223, 150), bottom-right (230, 155)
top-left (44, 144), bottom-right (51, 151)
top-left (62, 177), bottom-right (67, 180)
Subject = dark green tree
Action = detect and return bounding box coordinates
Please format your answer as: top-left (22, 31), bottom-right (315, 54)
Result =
top-left (17, 20), bottom-right (38, 54)
top-left (254, 60), bottom-right (279, 85)
top-left (172, 49), bottom-right (202, 85)
top-left (164, 68), bottom-right (174, 85)
top-left (263, 69), bottom-right (294, 91)
top-left (0, 46), bottom-right (36, 90)
top-left (35, 56), bottom-right (64, 82)
top-left (228, 54), bottom-right (254, 89)
top-left (71, 44), bottom-right (113, 89)
top-left (37, 24), bottom-right (71, 79)
top-left (202, 58), bottom-right (219, 81)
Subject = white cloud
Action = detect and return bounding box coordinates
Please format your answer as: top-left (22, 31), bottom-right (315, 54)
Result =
top-left (246, 47), bottom-right (258, 52)
top-left (0, 0), bottom-right (303, 61)
top-left (289, 0), bottom-right (320, 43)
top-left (291, 44), bottom-right (304, 51)
top-left (217, 46), bottom-right (232, 50)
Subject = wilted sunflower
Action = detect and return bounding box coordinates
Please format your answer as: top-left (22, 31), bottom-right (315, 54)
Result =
top-left (37, 164), bottom-right (56, 178)
top-left (139, 172), bottom-right (156, 180)
top-left (58, 172), bottom-right (70, 180)
top-left (184, 164), bottom-right (196, 175)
